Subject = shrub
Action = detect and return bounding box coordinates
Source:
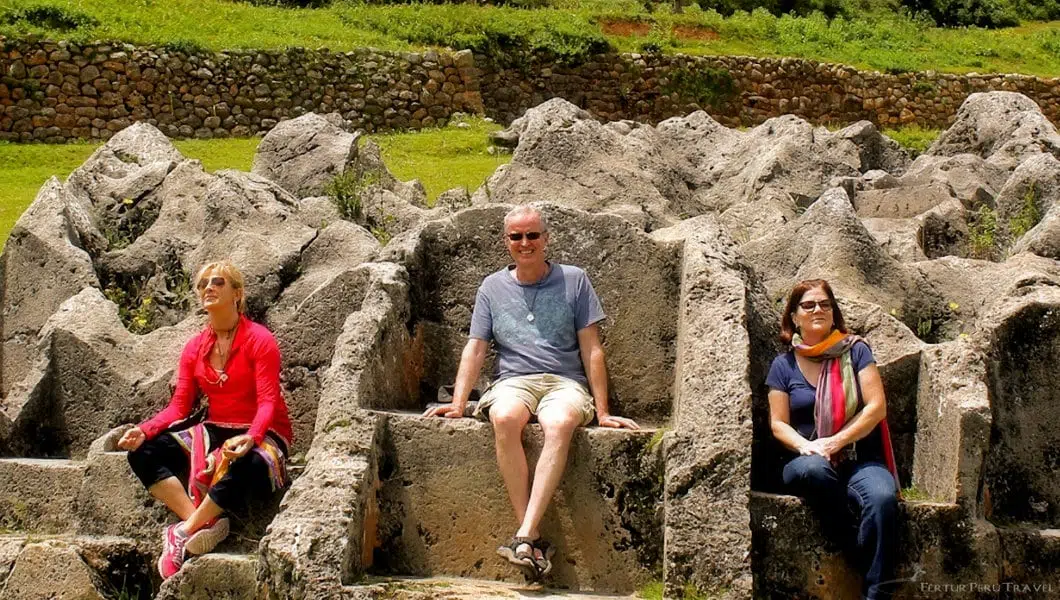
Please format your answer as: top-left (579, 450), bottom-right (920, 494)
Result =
top-left (338, 4), bottom-right (610, 64)
top-left (161, 39), bottom-right (208, 54)
top-left (1, 4), bottom-right (99, 31)
top-left (697, 0), bottom-right (847, 18)
top-left (664, 64), bottom-right (735, 107)
top-left (902, 0), bottom-right (1018, 28)
top-left (238, 0), bottom-right (333, 7)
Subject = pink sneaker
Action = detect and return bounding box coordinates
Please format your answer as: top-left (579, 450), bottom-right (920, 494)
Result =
top-left (186, 517), bottom-right (230, 555)
top-left (157, 523), bottom-right (188, 579)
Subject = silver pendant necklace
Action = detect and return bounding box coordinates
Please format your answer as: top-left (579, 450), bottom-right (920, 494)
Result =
top-left (515, 263), bottom-right (550, 323)
top-left (527, 288), bottom-right (538, 322)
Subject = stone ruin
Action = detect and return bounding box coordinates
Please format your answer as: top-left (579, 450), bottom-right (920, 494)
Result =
top-left (0, 91), bottom-right (1059, 599)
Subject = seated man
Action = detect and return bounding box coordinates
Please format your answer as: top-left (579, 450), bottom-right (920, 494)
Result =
top-left (423, 205), bottom-right (639, 579)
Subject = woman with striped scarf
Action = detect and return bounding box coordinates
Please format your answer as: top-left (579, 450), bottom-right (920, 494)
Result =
top-left (117, 260), bottom-right (291, 579)
top-left (766, 279), bottom-right (900, 600)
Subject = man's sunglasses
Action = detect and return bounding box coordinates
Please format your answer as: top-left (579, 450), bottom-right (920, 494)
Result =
top-left (196, 276), bottom-right (227, 290)
top-left (798, 300), bottom-right (833, 312)
top-left (507, 231), bottom-right (543, 242)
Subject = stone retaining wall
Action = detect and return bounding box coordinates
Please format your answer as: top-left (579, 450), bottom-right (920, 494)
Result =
top-left (2, 37), bottom-right (1058, 142)
top-left (478, 52), bottom-right (1060, 129)
top-left (0, 39), bottom-right (483, 142)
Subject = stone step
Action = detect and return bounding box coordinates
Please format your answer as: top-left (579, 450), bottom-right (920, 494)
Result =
top-left (156, 552), bottom-right (261, 600)
top-left (370, 412), bottom-right (663, 593)
top-left (0, 534), bottom-right (152, 600)
top-left (749, 491), bottom-right (994, 600)
top-left (0, 457), bottom-right (85, 533)
top-left (349, 576), bottom-right (646, 599)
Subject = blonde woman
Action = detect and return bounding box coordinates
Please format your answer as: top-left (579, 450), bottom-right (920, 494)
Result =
top-left (118, 260), bottom-right (291, 578)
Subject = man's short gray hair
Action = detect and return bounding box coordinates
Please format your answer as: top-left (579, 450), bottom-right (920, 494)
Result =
top-left (503, 204), bottom-right (548, 231)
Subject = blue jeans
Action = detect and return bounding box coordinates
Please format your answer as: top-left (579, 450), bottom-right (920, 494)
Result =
top-left (783, 455), bottom-right (898, 600)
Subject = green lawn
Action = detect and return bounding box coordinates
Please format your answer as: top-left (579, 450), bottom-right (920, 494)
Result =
top-left (0, 118), bottom-right (508, 247)
top-left (1, 0), bottom-right (1059, 76)
top-left (368, 117), bottom-right (509, 201)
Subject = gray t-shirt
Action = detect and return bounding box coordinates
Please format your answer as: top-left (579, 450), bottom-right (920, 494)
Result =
top-left (469, 263), bottom-right (605, 385)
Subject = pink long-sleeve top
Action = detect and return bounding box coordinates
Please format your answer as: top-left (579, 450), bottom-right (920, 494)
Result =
top-left (138, 315), bottom-right (293, 447)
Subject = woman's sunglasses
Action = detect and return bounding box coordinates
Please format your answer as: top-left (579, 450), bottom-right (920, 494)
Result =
top-left (798, 300), bottom-right (833, 312)
top-left (196, 276), bottom-right (227, 290)
top-left (507, 231), bottom-right (543, 242)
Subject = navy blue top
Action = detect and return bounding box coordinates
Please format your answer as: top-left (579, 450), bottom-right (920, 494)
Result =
top-left (766, 341), bottom-right (884, 460)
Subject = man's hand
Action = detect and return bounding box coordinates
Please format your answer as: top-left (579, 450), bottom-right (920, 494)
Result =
top-left (422, 403), bottom-right (466, 419)
top-left (117, 426), bottom-right (146, 451)
top-left (598, 414), bottom-right (639, 429)
top-left (222, 434), bottom-right (255, 460)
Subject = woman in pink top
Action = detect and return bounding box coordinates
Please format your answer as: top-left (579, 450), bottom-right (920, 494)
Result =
top-left (117, 260), bottom-right (292, 579)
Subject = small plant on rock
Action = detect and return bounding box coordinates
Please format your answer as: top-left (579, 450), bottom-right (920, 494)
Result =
top-left (968, 204), bottom-right (998, 260)
top-left (1008, 183), bottom-right (1041, 240)
top-left (326, 168), bottom-right (380, 221)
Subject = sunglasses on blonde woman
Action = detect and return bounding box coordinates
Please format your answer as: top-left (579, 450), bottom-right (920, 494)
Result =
top-left (196, 276), bottom-right (227, 291)
top-left (798, 300), bottom-right (833, 312)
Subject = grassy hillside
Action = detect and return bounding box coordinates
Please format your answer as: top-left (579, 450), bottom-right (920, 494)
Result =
top-left (1, 0), bottom-right (1059, 76)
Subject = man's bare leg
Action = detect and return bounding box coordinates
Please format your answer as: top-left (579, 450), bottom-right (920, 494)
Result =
top-left (489, 398), bottom-right (533, 523)
top-left (515, 403), bottom-right (581, 539)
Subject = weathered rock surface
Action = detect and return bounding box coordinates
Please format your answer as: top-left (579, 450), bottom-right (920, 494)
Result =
top-left (651, 215), bottom-right (775, 599)
top-left (156, 553), bottom-right (261, 600)
top-left (384, 204), bottom-right (681, 423)
top-left (751, 493), bottom-right (1001, 600)
top-left (980, 285), bottom-right (1060, 527)
top-left (0, 178), bottom-right (98, 403)
top-left (742, 187), bottom-right (943, 331)
top-left (0, 541), bottom-right (106, 600)
top-left (927, 91), bottom-right (1060, 169)
top-left (251, 112), bottom-right (360, 199)
top-left (374, 415), bottom-right (661, 592)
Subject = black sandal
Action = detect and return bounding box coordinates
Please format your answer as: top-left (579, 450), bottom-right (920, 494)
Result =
top-left (496, 537), bottom-right (538, 580)
top-left (529, 539), bottom-right (556, 577)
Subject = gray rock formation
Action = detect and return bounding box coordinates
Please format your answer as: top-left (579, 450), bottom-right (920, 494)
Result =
top-left (2, 90), bottom-right (1059, 599)
top-left (251, 112), bottom-right (360, 199)
top-left (928, 91), bottom-right (1060, 169)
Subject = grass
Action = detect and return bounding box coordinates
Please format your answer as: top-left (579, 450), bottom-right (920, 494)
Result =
top-left (0, 138), bottom-right (259, 247)
top-left (0, 118), bottom-right (508, 246)
top-left (1, 0), bottom-right (1060, 76)
top-left (882, 125), bottom-right (940, 155)
top-left (368, 116), bottom-right (508, 202)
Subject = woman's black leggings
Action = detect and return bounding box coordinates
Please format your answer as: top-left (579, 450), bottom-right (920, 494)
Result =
top-left (127, 424), bottom-right (285, 513)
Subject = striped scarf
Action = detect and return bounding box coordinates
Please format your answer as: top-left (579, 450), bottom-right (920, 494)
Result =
top-left (793, 330), bottom-right (900, 488)
top-left (171, 424), bottom-right (287, 507)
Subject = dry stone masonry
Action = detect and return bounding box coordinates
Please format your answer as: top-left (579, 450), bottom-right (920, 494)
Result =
top-left (2, 92), bottom-right (1060, 599)
top-left (3, 37), bottom-right (1060, 143)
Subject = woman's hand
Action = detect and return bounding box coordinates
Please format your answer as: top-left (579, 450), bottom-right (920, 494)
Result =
top-left (117, 426), bottom-right (146, 451)
top-left (799, 436), bottom-right (844, 460)
top-left (222, 434), bottom-right (255, 460)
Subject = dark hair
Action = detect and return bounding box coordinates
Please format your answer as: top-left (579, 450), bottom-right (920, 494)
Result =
top-left (779, 279), bottom-right (847, 344)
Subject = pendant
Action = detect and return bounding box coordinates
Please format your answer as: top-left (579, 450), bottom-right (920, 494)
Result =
top-left (218, 372), bottom-right (228, 385)
top-left (527, 313), bottom-right (535, 322)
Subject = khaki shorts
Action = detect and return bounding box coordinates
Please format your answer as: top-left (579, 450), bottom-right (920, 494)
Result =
top-left (473, 373), bottom-right (596, 426)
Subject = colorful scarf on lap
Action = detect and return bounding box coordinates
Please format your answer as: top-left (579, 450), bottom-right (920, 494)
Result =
top-left (793, 330), bottom-right (901, 489)
top-left (170, 424), bottom-right (287, 507)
